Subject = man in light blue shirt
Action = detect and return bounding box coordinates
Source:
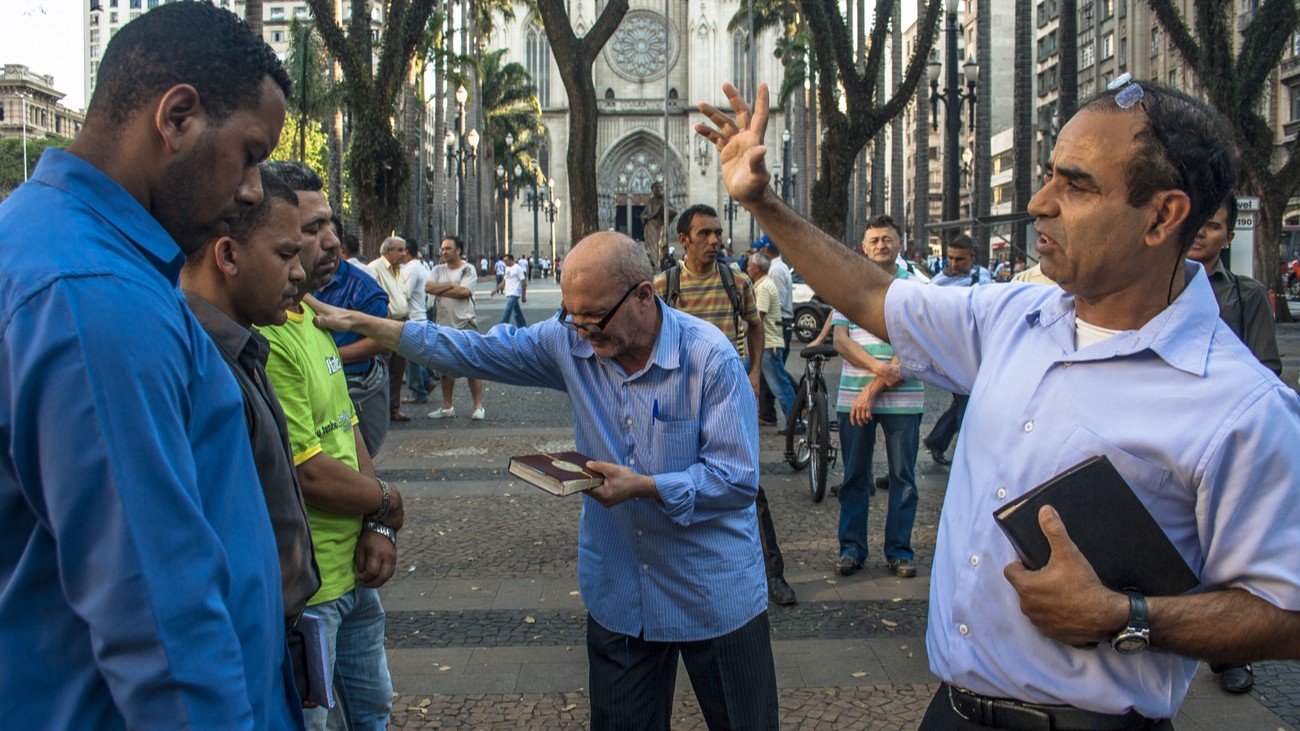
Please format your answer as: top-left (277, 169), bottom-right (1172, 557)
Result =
top-left (0, 4), bottom-right (299, 729)
top-left (308, 232), bottom-right (778, 730)
top-left (921, 233), bottom-right (991, 467)
top-left (703, 79), bottom-right (1300, 727)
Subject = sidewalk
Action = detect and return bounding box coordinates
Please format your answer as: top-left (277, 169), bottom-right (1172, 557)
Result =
top-left (374, 377), bottom-right (1299, 729)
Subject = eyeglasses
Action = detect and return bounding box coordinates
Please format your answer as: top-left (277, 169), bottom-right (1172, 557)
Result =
top-left (1108, 72), bottom-right (1144, 109)
top-left (557, 283), bottom-right (641, 335)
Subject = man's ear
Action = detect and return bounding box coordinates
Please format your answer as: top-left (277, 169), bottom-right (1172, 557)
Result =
top-left (1145, 190), bottom-right (1192, 251)
top-left (213, 237), bottom-right (239, 278)
top-left (153, 84), bottom-right (204, 155)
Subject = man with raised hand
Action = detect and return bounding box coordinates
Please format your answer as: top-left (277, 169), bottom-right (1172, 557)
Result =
top-left (0, 3), bottom-right (299, 727)
top-left (697, 79), bottom-right (1300, 728)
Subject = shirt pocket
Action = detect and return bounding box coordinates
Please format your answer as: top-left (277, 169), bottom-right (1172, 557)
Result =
top-left (1052, 425), bottom-right (1173, 502)
top-left (650, 417), bottom-right (700, 474)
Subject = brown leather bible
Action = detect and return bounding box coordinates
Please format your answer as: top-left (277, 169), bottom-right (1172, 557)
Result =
top-left (508, 451), bottom-right (604, 496)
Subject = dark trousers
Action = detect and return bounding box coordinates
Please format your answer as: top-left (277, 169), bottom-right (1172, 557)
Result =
top-left (387, 350), bottom-right (406, 415)
top-left (754, 486), bottom-right (785, 578)
top-left (924, 393), bottom-right (969, 453)
top-left (758, 323), bottom-right (793, 422)
top-left (919, 684), bottom-right (1174, 730)
top-left (587, 612), bottom-right (778, 731)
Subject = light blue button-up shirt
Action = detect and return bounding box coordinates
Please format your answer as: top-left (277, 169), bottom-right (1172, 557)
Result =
top-left (399, 301), bottom-right (767, 641)
top-left (0, 150), bottom-right (296, 729)
top-left (930, 263), bottom-right (993, 287)
top-left (885, 264), bottom-right (1300, 718)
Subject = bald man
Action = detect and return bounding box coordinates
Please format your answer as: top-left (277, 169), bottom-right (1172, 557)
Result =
top-left (309, 232), bottom-right (778, 730)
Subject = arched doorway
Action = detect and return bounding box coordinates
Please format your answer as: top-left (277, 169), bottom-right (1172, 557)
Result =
top-left (597, 130), bottom-right (687, 243)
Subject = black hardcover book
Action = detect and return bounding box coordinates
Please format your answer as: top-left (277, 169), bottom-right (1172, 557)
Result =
top-left (993, 455), bottom-right (1198, 596)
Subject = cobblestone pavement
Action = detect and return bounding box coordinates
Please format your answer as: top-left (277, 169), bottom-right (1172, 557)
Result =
top-left (374, 319), bottom-right (1300, 729)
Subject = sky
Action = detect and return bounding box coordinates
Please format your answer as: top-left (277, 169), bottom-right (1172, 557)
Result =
top-left (2, 0), bottom-right (86, 109)
top-left (0, 0), bottom-right (923, 113)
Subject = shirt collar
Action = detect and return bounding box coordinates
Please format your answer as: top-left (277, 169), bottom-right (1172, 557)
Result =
top-left (1024, 261), bottom-right (1217, 376)
top-left (33, 149), bottom-right (186, 281)
top-left (184, 291), bottom-right (266, 372)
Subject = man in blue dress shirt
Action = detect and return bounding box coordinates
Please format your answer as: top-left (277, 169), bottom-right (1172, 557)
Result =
top-left (308, 232), bottom-right (779, 730)
top-left (700, 80), bottom-right (1300, 728)
top-left (0, 4), bottom-right (299, 729)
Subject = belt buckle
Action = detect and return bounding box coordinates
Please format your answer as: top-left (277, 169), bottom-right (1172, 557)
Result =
top-left (948, 686), bottom-right (1052, 731)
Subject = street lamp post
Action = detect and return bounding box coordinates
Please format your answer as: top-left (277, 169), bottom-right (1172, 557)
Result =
top-left (496, 132), bottom-right (515, 257)
top-left (523, 174), bottom-right (547, 277)
top-left (928, 1), bottom-right (978, 244)
top-left (444, 85), bottom-right (479, 252)
top-left (723, 198), bottom-right (739, 248)
top-left (545, 178), bottom-right (560, 267)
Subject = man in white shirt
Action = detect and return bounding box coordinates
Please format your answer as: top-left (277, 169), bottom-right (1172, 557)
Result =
top-left (402, 239), bottom-right (436, 406)
top-left (492, 253), bottom-right (528, 327)
top-left (365, 236), bottom-right (413, 421)
top-left (426, 235), bottom-right (485, 420)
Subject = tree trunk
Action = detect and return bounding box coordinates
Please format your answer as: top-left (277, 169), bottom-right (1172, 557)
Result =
top-left (1011, 0), bottom-right (1031, 262)
top-left (913, 0), bottom-right (931, 261)
top-left (890, 0), bottom-right (904, 224)
top-left (1259, 190), bottom-right (1292, 321)
top-left (245, 0), bottom-right (263, 37)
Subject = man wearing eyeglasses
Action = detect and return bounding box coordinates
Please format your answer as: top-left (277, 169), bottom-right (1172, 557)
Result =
top-left (306, 231), bottom-right (778, 730)
top-left (698, 79), bottom-right (1300, 728)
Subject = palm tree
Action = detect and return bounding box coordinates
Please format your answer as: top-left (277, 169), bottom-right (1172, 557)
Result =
top-left (479, 47), bottom-right (543, 254)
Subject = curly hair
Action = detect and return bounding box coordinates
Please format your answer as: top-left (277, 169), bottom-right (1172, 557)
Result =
top-left (90, 1), bottom-right (291, 126)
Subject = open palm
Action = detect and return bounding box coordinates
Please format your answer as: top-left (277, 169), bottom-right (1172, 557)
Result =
top-left (696, 82), bottom-right (773, 206)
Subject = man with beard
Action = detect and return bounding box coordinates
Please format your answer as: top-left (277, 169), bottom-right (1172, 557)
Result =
top-left (0, 3), bottom-right (299, 728)
top-left (180, 168), bottom-right (321, 703)
top-left (308, 232), bottom-right (779, 730)
top-left (268, 161), bottom-right (393, 457)
top-left (699, 80), bottom-right (1300, 729)
top-left (259, 160), bottom-right (403, 731)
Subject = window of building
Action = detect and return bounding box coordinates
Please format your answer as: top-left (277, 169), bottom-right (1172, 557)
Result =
top-left (1101, 0), bottom-right (1114, 19)
top-left (1119, 37), bottom-right (1127, 67)
top-left (109, 0), bottom-right (117, 6)
top-left (90, 14), bottom-right (99, 26)
top-left (130, 11), bottom-right (140, 20)
top-left (271, 30), bottom-right (285, 43)
top-left (147, 0), bottom-right (159, 8)
top-left (526, 19), bottom-right (551, 108)
top-left (1080, 42), bottom-right (1095, 69)
top-left (90, 44), bottom-right (100, 59)
top-left (129, 0), bottom-right (140, 8)
top-left (1151, 26), bottom-right (1159, 57)
top-left (90, 29), bottom-right (99, 43)
top-left (1168, 69), bottom-right (1178, 90)
top-left (109, 11), bottom-right (117, 23)
top-left (294, 6), bottom-right (310, 19)
top-left (1290, 85), bottom-right (1300, 121)
top-left (270, 7), bottom-right (285, 20)
top-left (732, 30), bottom-right (752, 99)
top-left (1292, 31), bottom-right (1300, 57)
top-left (1101, 33), bottom-right (1113, 59)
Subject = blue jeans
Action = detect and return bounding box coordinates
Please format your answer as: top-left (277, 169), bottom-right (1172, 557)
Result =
top-left (302, 586), bottom-right (392, 731)
top-left (836, 411), bottom-right (921, 564)
top-left (405, 359), bottom-right (436, 401)
top-left (760, 348), bottom-right (797, 421)
top-left (501, 295), bottom-right (527, 327)
top-left (924, 393), bottom-right (968, 453)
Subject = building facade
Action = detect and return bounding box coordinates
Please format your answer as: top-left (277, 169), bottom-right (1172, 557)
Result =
top-left (0, 65), bottom-right (84, 142)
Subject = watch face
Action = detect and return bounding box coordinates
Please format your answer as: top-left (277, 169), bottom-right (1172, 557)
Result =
top-left (1114, 635), bottom-right (1148, 654)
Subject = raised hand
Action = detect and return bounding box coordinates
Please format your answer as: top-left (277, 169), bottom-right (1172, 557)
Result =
top-left (696, 83), bottom-right (774, 206)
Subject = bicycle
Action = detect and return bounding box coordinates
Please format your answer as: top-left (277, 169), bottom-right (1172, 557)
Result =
top-left (783, 344), bottom-right (839, 502)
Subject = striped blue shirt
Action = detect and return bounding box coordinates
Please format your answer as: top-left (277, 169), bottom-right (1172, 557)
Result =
top-left (398, 300), bottom-right (767, 641)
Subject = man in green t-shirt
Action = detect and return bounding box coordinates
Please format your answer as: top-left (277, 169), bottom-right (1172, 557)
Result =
top-left (831, 215), bottom-right (924, 579)
top-left (259, 162), bottom-right (403, 731)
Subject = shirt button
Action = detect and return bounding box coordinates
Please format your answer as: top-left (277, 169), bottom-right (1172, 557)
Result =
top-left (637, 529), bottom-right (644, 537)
top-left (642, 563), bottom-right (649, 571)
top-left (1024, 421), bottom-right (1034, 432)
top-left (626, 417), bottom-right (633, 426)
top-left (628, 458), bottom-right (636, 466)
top-left (997, 488), bottom-right (1007, 500)
top-left (970, 556), bottom-right (979, 567)
top-left (958, 624), bottom-right (969, 636)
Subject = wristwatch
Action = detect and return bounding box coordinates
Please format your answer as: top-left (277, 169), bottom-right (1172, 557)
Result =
top-left (363, 520), bottom-right (397, 547)
top-left (1111, 590), bottom-right (1150, 654)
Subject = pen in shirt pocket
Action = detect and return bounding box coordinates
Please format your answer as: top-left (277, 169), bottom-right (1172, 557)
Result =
top-left (653, 398), bottom-right (659, 421)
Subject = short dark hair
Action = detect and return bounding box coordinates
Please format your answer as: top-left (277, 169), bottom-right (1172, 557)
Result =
top-left (342, 233), bottom-right (361, 257)
top-left (1077, 79), bottom-right (1236, 255)
top-left (185, 166), bottom-right (298, 267)
top-left (1220, 193), bottom-right (1238, 236)
top-left (405, 238), bottom-right (421, 257)
top-left (947, 234), bottom-right (976, 253)
top-left (89, 1), bottom-right (291, 126)
top-left (865, 214), bottom-right (903, 240)
top-left (676, 204), bottom-right (719, 237)
top-left (441, 235), bottom-right (464, 253)
top-left (261, 160), bottom-right (324, 193)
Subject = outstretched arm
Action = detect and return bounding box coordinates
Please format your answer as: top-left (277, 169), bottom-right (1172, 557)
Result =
top-left (696, 83), bottom-right (895, 340)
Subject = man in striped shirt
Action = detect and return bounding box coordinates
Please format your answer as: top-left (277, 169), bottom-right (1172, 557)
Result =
top-left (831, 215), bottom-right (925, 579)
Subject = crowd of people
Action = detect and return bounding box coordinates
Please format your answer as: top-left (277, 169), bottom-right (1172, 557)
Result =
top-left (3, 3), bottom-right (1300, 731)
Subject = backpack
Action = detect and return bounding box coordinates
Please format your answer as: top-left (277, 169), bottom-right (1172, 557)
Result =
top-left (663, 263), bottom-right (745, 338)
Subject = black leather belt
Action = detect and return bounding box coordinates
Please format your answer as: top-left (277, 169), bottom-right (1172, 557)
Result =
top-left (946, 685), bottom-right (1162, 731)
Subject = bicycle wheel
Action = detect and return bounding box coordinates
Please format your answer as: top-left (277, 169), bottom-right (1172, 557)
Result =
top-left (784, 378), bottom-right (811, 470)
top-left (807, 388), bottom-right (830, 503)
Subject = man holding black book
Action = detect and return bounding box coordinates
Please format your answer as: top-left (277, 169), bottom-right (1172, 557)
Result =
top-left (307, 232), bottom-right (778, 730)
top-left (698, 79), bottom-right (1300, 728)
